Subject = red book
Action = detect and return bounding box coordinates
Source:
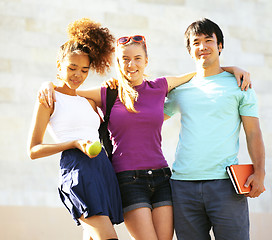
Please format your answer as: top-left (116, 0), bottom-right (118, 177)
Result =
top-left (226, 164), bottom-right (254, 194)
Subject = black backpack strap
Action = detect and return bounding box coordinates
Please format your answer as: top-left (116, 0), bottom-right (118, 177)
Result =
top-left (98, 88), bottom-right (118, 161)
top-left (104, 87), bottom-right (118, 122)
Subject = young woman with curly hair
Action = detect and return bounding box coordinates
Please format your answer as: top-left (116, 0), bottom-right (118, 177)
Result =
top-left (27, 18), bottom-right (123, 240)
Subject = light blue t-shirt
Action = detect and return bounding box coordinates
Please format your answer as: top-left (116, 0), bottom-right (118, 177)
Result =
top-left (164, 71), bottom-right (258, 180)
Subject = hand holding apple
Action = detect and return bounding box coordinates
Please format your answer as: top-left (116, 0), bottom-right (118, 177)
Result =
top-left (86, 141), bottom-right (102, 156)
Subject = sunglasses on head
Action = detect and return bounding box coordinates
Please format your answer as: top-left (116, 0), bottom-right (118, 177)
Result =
top-left (117, 35), bottom-right (146, 47)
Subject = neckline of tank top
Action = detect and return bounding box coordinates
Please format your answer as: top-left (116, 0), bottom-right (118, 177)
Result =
top-left (55, 90), bottom-right (81, 98)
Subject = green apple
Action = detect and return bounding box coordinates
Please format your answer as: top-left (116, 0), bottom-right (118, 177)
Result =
top-left (87, 141), bottom-right (102, 156)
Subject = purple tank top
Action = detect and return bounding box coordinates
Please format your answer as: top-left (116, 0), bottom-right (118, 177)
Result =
top-left (100, 77), bottom-right (169, 173)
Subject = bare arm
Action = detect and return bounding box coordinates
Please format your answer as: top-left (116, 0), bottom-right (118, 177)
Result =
top-left (76, 87), bottom-right (102, 108)
top-left (165, 72), bottom-right (196, 92)
top-left (241, 116), bottom-right (265, 198)
top-left (27, 100), bottom-right (74, 159)
top-left (27, 100), bottom-right (97, 159)
top-left (38, 82), bottom-right (102, 108)
top-left (165, 67), bottom-right (251, 93)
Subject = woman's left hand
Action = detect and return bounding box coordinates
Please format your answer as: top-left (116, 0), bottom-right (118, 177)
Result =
top-left (102, 77), bottom-right (119, 89)
top-left (233, 67), bottom-right (252, 91)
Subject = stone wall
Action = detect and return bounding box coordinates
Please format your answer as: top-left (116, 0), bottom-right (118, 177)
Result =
top-left (0, 0), bottom-right (271, 239)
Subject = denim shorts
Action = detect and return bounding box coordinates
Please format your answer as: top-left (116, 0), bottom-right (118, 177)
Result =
top-left (171, 179), bottom-right (249, 240)
top-left (116, 167), bottom-right (172, 213)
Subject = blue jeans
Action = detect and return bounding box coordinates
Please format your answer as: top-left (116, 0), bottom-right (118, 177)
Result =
top-left (171, 179), bottom-right (249, 240)
top-left (116, 167), bottom-right (172, 213)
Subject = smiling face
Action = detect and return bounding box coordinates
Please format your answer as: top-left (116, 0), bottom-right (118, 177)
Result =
top-left (116, 43), bottom-right (148, 86)
top-left (189, 33), bottom-right (222, 69)
top-left (57, 52), bottom-right (90, 91)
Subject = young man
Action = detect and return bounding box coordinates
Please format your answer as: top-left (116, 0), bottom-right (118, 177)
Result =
top-left (164, 18), bottom-right (265, 240)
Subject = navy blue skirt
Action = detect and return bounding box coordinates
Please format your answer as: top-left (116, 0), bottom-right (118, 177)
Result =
top-left (58, 148), bottom-right (124, 226)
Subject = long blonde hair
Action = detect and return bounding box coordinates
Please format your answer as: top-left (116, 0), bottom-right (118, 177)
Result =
top-left (115, 40), bottom-right (148, 113)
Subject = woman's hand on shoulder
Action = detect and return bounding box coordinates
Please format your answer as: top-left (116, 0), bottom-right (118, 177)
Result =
top-left (102, 77), bottom-right (119, 89)
top-left (38, 82), bottom-right (56, 108)
top-left (232, 67), bottom-right (251, 91)
top-left (223, 66), bottom-right (252, 91)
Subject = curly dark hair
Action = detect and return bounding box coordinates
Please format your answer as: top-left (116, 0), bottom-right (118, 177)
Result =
top-left (57, 18), bottom-right (115, 75)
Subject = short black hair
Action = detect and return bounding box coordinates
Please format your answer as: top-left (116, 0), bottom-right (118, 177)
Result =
top-left (184, 18), bottom-right (224, 54)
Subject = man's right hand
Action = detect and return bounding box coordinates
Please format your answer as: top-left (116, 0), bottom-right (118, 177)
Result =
top-left (38, 82), bottom-right (56, 108)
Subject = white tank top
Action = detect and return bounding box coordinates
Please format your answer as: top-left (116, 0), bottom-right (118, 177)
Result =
top-left (48, 91), bottom-right (100, 143)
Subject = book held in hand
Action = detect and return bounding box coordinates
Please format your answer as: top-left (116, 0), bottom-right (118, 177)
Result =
top-left (226, 164), bottom-right (254, 194)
